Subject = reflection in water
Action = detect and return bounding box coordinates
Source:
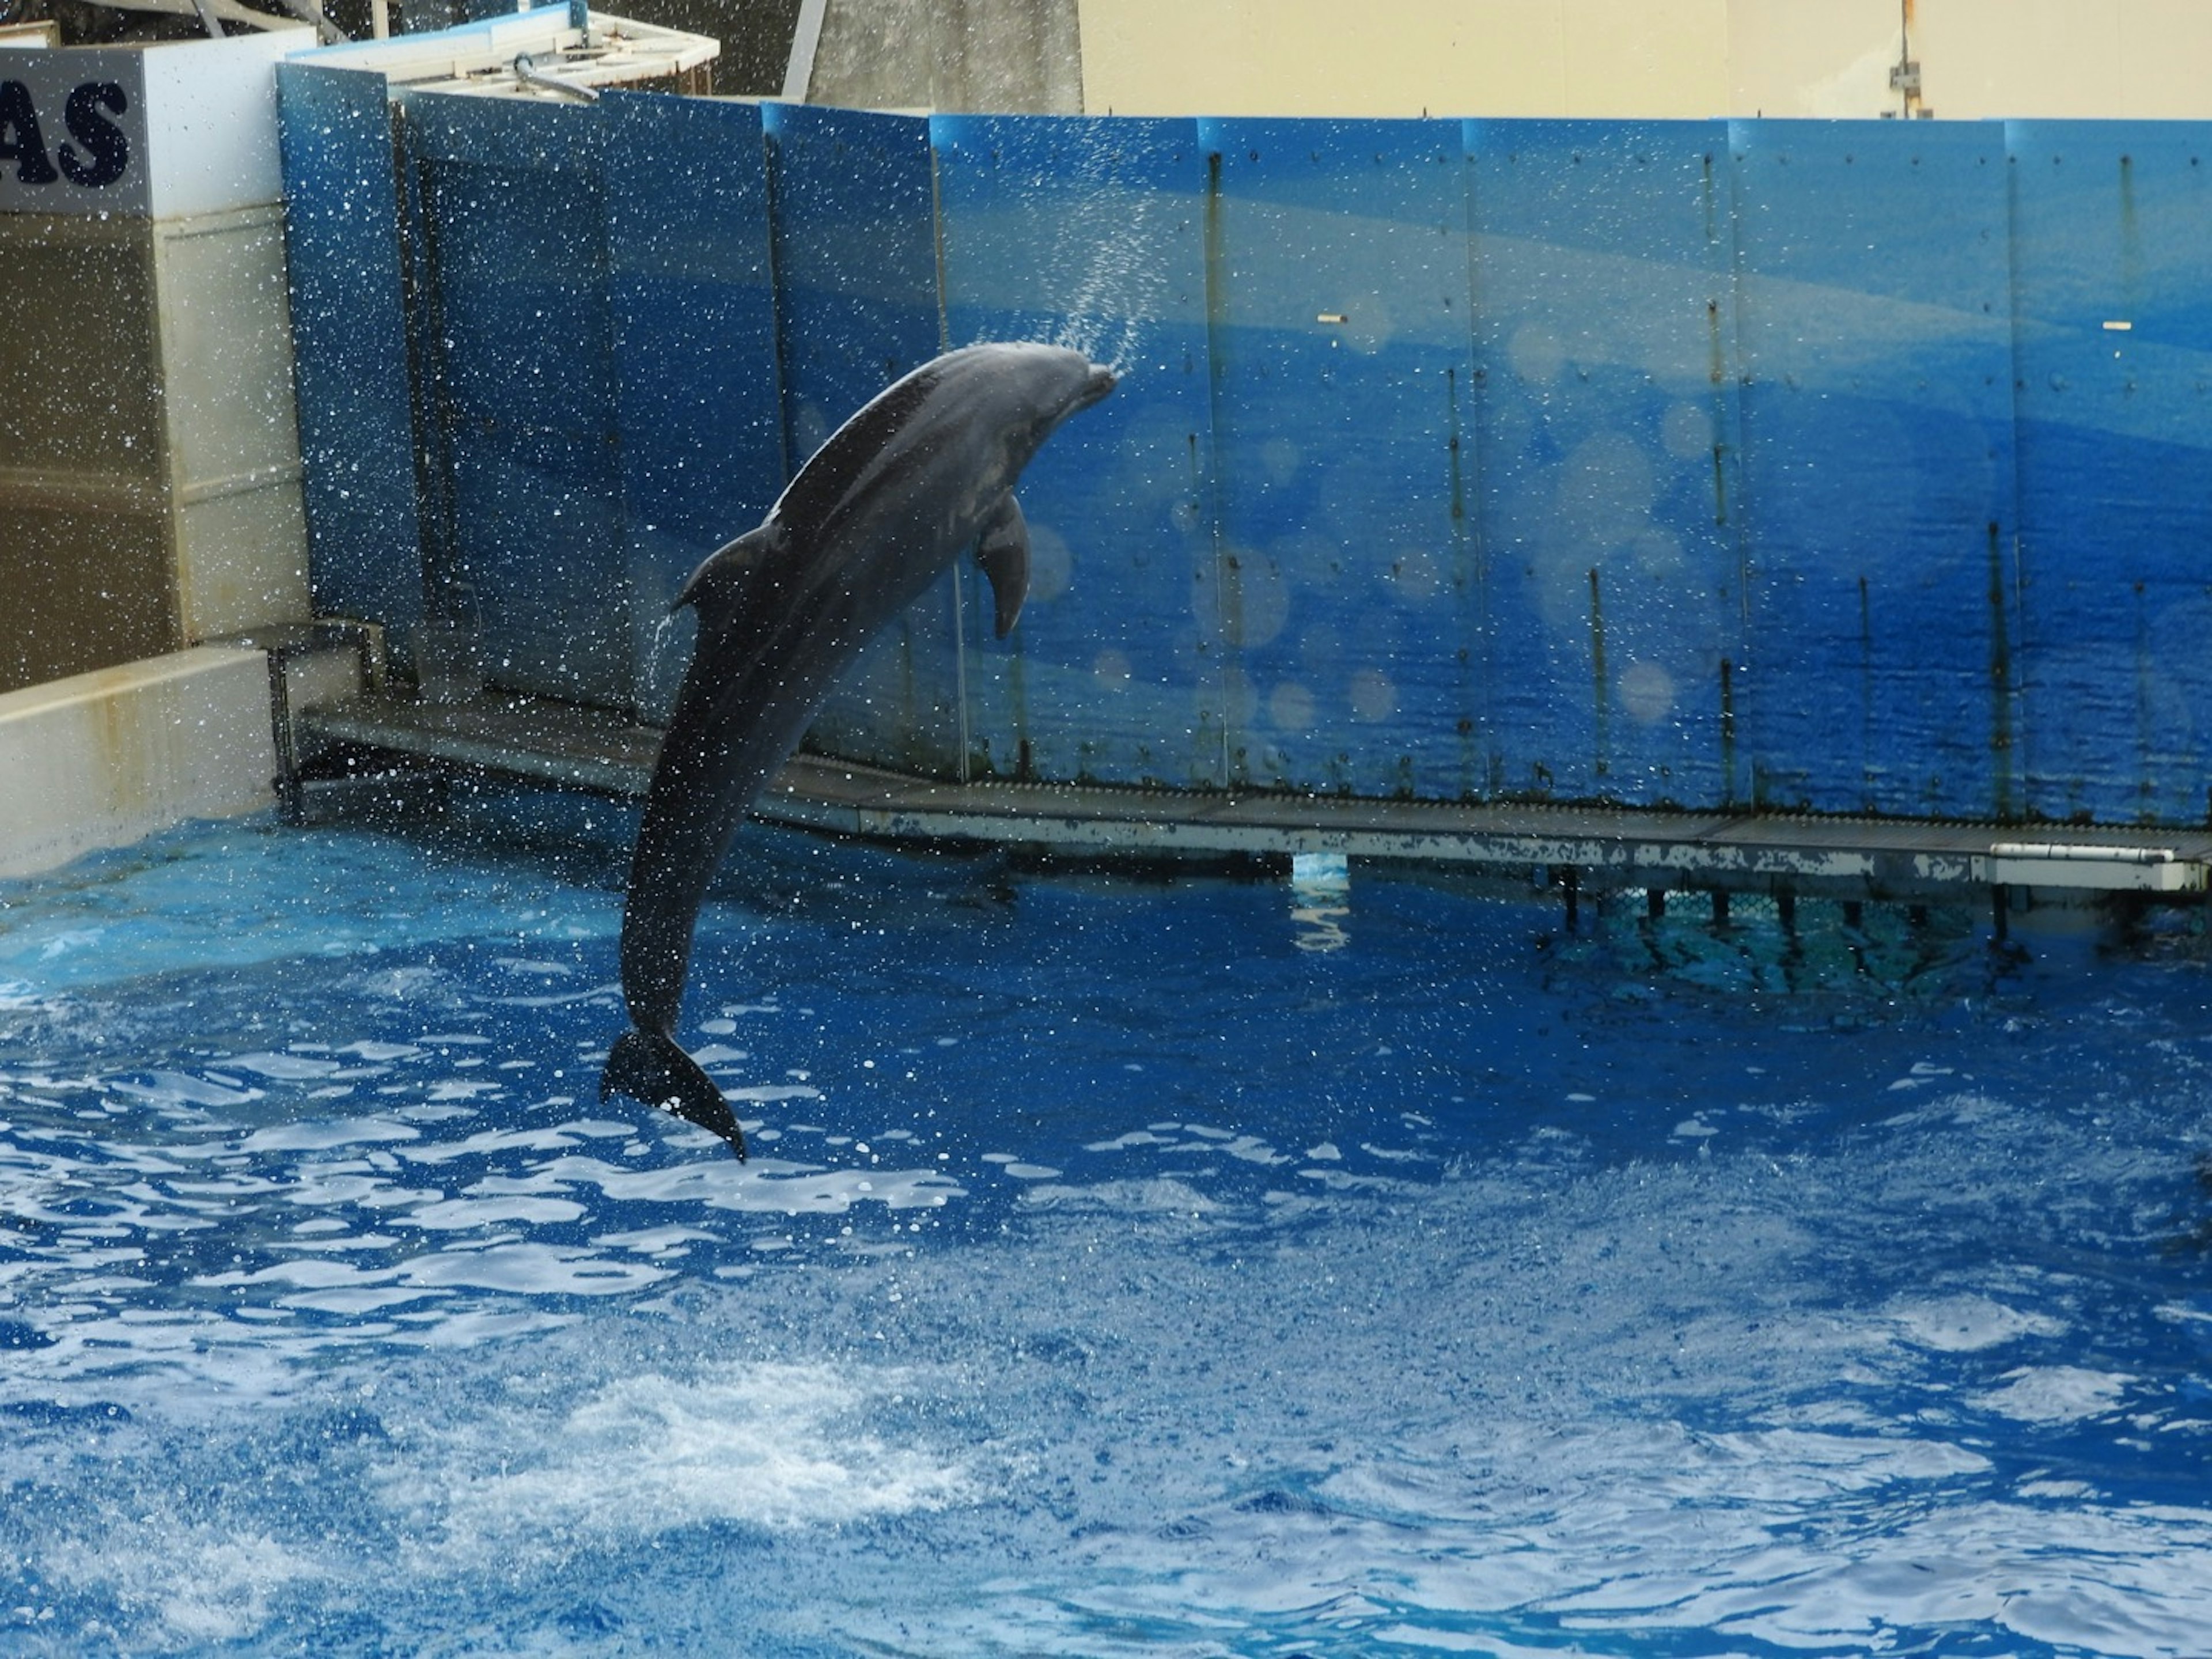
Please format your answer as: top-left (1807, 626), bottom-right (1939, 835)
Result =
top-left (1589, 883), bottom-right (1994, 1005)
top-left (1289, 850), bottom-right (1351, 953)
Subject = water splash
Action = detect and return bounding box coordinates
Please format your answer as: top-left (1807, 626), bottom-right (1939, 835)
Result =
top-left (391, 1359), bottom-right (973, 1562)
top-left (952, 141), bottom-right (1172, 377)
top-left (1047, 194), bottom-right (1168, 375)
top-left (643, 607), bottom-right (685, 696)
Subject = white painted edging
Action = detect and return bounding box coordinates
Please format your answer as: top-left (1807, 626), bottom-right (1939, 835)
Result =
top-left (0, 647), bottom-right (274, 879)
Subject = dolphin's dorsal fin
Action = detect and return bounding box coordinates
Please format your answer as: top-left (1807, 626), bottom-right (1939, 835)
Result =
top-left (673, 524), bottom-right (789, 643)
top-left (975, 492), bottom-right (1029, 639)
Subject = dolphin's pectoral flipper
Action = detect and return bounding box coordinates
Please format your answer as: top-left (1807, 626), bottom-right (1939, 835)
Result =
top-left (673, 524), bottom-right (791, 643)
top-left (975, 492), bottom-right (1030, 639)
top-left (600, 1028), bottom-right (747, 1158)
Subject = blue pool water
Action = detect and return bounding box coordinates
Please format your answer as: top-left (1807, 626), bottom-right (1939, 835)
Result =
top-left (3, 796), bottom-right (2211, 1656)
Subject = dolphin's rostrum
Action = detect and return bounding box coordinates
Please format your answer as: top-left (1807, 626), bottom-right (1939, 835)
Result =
top-left (602, 343), bottom-right (1116, 1154)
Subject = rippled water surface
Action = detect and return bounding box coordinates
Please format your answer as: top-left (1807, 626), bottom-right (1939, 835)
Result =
top-left (3, 800), bottom-right (2212, 1656)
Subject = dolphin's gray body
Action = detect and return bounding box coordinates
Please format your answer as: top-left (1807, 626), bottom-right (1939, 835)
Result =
top-left (602, 342), bottom-right (1116, 1154)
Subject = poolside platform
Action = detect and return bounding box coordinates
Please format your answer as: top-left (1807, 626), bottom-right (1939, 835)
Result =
top-left (298, 692), bottom-right (2212, 908)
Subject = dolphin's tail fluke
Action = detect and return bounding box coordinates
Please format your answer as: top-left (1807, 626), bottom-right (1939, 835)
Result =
top-left (600, 1028), bottom-right (747, 1158)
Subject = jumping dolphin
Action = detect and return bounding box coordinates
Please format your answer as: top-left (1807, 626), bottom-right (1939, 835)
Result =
top-left (601, 342), bottom-right (1117, 1154)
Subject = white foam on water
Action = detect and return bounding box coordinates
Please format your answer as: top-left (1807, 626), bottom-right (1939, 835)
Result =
top-left (1046, 1383), bottom-right (2209, 1655)
top-left (344, 1041), bottom-right (425, 1063)
top-left (1970, 1365), bottom-right (2136, 1425)
top-left (540, 1153), bottom-right (964, 1216)
top-left (485, 984), bottom-right (622, 1009)
top-left (236, 1115), bottom-right (419, 1153)
top-left (1080, 1122), bottom-right (1291, 1166)
top-left (395, 1241), bottom-right (672, 1297)
top-left (1889, 1293), bottom-right (2067, 1353)
top-left (592, 1224), bottom-right (721, 1254)
top-left (0, 979), bottom-right (58, 1012)
top-left (212, 1051), bottom-right (346, 1081)
top-left (1015, 1176), bottom-right (1224, 1216)
top-left (406, 1194), bottom-right (589, 1230)
top-left (46, 1524), bottom-right (329, 1646)
top-left (107, 1070), bottom-right (262, 1110)
top-left (387, 1361), bottom-right (972, 1566)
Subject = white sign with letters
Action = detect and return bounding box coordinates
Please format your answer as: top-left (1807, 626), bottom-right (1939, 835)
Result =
top-left (1, 29), bottom-right (309, 218)
top-left (0, 50), bottom-right (149, 214)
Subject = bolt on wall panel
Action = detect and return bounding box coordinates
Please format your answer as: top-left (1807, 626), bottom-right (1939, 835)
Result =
top-left (603, 91), bottom-right (784, 723)
top-left (2008, 121), bottom-right (2212, 825)
top-left (1198, 117), bottom-right (1477, 801)
top-left (276, 63), bottom-right (426, 675)
top-left (1729, 120), bottom-right (2021, 819)
top-left (763, 102), bottom-right (956, 775)
top-left (932, 113), bottom-right (1217, 787)
top-left (1467, 118), bottom-right (1748, 809)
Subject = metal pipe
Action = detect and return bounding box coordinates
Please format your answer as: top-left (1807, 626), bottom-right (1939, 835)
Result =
top-left (514, 52), bottom-right (600, 101)
top-left (267, 0), bottom-right (345, 43)
top-left (1893, 0), bottom-right (1924, 119)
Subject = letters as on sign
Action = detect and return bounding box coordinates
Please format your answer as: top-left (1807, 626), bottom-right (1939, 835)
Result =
top-left (0, 79), bottom-right (132, 189)
top-left (0, 54), bottom-right (149, 214)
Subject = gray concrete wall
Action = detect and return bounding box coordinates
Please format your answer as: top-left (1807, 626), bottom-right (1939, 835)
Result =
top-left (808, 0), bottom-right (1083, 113)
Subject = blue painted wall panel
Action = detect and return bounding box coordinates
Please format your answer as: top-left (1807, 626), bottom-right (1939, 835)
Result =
top-left (406, 93), bottom-right (630, 705)
top-left (1729, 120), bottom-right (2020, 818)
top-left (403, 89), bottom-right (601, 175)
top-left (278, 50), bottom-right (2212, 829)
top-left (2009, 122), bottom-right (2212, 825)
top-left (603, 92), bottom-right (784, 721)
top-left (763, 103), bottom-right (941, 465)
top-left (1198, 118), bottom-right (1475, 800)
top-left (276, 63), bottom-right (426, 671)
top-left (763, 103), bottom-right (956, 774)
top-left (1468, 119), bottom-right (1747, 808)
top-left (934, 114), bottom-right (1217, 787)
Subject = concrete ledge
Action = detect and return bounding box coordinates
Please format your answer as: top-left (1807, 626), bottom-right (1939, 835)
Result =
top-left (301, 692), bottom-right (2212, 905)
top-left (0, 647), bottom-right (275, 879)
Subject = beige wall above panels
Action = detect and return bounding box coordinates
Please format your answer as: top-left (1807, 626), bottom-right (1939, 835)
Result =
top-left (1914, 1), bottom-right (2119, 119)
top-left (1727, 0), bottom-right (1901, 118)
top-left (1079, 0), bottom-right (2212, 119)
top-left (1910, 0), bottom-right (2212, 120)
top-left (1081, 0), bottom-right (1597, 118)
top-left (2115, 0), bottom-right (2212, 118)
top-left (1566, 0), bottom-right (1733, 118)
